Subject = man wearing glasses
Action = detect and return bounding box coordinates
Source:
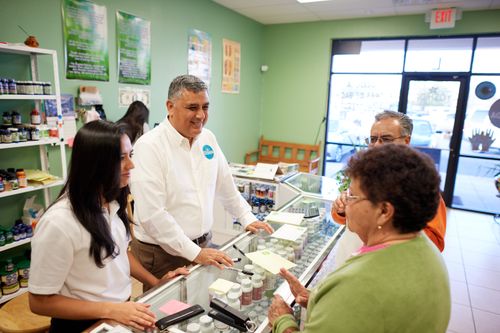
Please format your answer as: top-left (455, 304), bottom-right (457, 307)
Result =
top-left (332, 110), bottom-right (447, 267)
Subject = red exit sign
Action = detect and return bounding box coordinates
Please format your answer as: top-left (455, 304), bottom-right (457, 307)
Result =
top-left (430, 8), bottom-right (457, 29)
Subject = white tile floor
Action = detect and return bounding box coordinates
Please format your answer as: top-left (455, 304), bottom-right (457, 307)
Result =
top-left (444, 209), bottom-right (500, 333)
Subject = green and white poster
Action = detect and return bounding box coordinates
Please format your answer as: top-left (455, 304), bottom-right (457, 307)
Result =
top-left (117, 11), bottom-right (151, 85)
top-left (62, 0), bottom-right (109, 81)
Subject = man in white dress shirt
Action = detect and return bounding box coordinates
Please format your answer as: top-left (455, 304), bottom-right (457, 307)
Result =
top-left (130, 75), bottom-right (272, 287)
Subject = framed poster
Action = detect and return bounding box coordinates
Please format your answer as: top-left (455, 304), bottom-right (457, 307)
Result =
top-left (62, 0), bottom-right (109, 81)
top-left (222, 39), bottom-right (240, 94)
top-left (117, 11), bottom-right (151, 85)
top-left (188, 29), bottom-right (211, 87)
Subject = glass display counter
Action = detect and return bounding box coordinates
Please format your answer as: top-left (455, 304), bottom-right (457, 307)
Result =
top-left (137, 195), bottom-right (344, 333)
top-left (283, 173), bottom-right (338, 202)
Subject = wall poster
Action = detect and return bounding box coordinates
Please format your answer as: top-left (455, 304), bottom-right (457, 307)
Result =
top-left (187, 29), bottom-right (212, 87)
top-left (222, 38), bottom-right (240, 94)
top-left (119, 87), bottom-right (151, 108)
top-left (62, 0), bottom-right (109, 81)
top-left (117, 11), bottom-right (151, 85)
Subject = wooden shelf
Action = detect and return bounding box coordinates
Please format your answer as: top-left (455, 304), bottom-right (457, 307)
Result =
top-left (0, 287), bottom-right (28, 305)
top-left (0, 138), bottom-right (61, 149)
top-left (0, 180), bottom-right (64, 199)
top-left (0, 238), bottom-right (31, 253)
top-left (0, 95), bottom-right (56, 100)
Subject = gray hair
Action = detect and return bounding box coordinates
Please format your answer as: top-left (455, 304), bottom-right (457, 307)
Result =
top-left (374, 110), bottom-right (413, 137)
top-left (168, 75), bottom-right (208, 100)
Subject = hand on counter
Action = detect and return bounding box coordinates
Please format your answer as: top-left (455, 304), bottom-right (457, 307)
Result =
top-left (280, 268), bottom-right (310, 308)
top-left (193, 248), bottom-right (234, 269)
top-left (106, 301), bottom-right (156, 331)
top-left (245, 220), bottom-right (274, 234)
top-left (159, 266), bottom-right (190, 284)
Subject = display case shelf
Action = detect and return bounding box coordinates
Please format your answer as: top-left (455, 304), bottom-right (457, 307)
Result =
top-left (0, 44), bottom-right (55, 56)
top-left (0, 138), bottom-right (60, 150)
top-left (0, 238), bottom-right (31, 254)
top-left (0, 287), bottom-right (28, 305)
top-left (0, 180), bottom-right (64, 199)
top-left (0, 95), bottom-right (56, 100)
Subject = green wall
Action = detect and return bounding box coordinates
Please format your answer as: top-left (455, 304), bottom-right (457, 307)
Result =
top-left (0, 0), bottom-right (265, 161)
top-left (260, 10), bottom-right (500, 146)
top-left (0, 0), bottom-right (264, 256)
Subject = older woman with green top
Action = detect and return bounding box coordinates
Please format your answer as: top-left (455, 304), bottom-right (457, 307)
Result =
top-left (268, 144), bottom-right (451, 333)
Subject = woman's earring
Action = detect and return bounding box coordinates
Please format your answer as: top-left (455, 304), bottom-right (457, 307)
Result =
top-left (377, 225), bottom-right (382, 230)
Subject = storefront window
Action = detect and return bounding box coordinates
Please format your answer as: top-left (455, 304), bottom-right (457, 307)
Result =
top-left (405, 38), bottom-right (473, 72)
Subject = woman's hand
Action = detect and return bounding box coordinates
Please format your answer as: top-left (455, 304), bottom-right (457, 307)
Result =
top-left (159, 266), bottom-right (190, 284)
top-left (107, 302), bottom-right (156, 331)
top-left (280, 268), bottom-right (310, 308)
top-left (268, 295), bottom-right (293, 326)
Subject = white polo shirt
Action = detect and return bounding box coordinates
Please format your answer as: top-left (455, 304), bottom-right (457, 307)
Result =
top-left (130, 118), bottom-right (256, 261)
top-left (29, 197), bottom-right (131, 302)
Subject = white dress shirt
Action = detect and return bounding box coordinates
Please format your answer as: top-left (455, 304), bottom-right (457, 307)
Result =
top-left (29, 197), bottom-right (131, 302)
top-left (130, 118), bottom-right (256, 261)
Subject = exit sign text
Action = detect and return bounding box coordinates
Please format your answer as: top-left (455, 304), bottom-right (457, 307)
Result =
top-left (430, 8), bottom-right (456, 29)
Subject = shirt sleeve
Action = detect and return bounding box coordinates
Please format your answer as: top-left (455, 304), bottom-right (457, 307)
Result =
top-left (130, 140), bottom-right (201, 262)
top-left (213, 141), bottom-right (257, 228)
top-left (29, 215), bottom-right (74, 295)
top-left (423, 195), bottom-right (446, 252)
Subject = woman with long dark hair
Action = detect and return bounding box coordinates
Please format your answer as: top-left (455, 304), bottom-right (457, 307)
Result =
top-left (117, 101), bottom-right (150, 144)
top-left (28, 120), bottom-right (188, 332)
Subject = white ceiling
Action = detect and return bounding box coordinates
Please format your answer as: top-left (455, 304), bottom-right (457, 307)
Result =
top-left (212, 0), bottom-right (500, 25)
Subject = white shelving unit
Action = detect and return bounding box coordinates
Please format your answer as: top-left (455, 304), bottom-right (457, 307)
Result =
top-left (0, 45), bottom-right (68, 303)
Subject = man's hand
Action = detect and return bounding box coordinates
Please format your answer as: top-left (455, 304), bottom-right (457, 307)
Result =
top-left (332, 191), bottom-right (347, 216)
top-left (268, 295), bottom-right (293, 326)
top-left (158, 266), bottom-right (190, 284)
top-left (245, 220), bottom-right (274, 234)
top-left (279, 268), bottom-right (310, 307)
top-left (193, 248), bottom-right (233, 269)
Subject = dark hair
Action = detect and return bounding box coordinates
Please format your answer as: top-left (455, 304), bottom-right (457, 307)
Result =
top-left (58, 120), bottom-right (131, 267)
top-left (117, 101), bottom-right (150, 143)
top-left (345, 144), bottom-right (440, 234)
top-left (168, 74), bottom-right (208, 100)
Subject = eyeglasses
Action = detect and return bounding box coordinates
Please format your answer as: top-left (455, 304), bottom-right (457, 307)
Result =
top-left (343, 192), bottom-right (369, 206)
top-left (364, 135), bottom-right (406, 145)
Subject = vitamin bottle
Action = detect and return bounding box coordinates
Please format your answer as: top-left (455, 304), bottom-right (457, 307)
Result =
top-left (16, 169), bottom-right (28, 188)
top-left (251, 274), bottom-right (263, 301)
top-left (31, 109), bottom-right (41, 125)
top-left (199, 315), bottom-right (214, 333)
top-left (240, 278), bottom-right (253, 306)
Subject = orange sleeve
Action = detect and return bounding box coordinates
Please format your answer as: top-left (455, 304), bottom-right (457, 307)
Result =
top-left (331, 207), bottom-right (347, 225)
top-left (423, 196), bottom-right (447, 252)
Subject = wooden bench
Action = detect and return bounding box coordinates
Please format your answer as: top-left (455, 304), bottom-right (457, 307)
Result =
top-left (244, 136), bottom-right (321, 174)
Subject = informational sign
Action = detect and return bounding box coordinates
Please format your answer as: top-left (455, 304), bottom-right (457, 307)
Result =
top-left (62, 0), bottom-right (109, 81)
top-left (222, 39), bottom-right (240, 94)
top-left (117, 11), bottom-right (151, 85)
top-left (430, 8), bottom-right (456, 30)
top-left (188, 29), bottom-right (211, 87)
top-left (119, 87), bottom-right (151, 108)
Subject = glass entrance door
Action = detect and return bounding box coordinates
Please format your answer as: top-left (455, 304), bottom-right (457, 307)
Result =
top-left (401, 77), bottom-right (467, 206)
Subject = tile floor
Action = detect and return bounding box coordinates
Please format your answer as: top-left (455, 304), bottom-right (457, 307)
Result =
top-left (444, 209), bottom-right (500, 333)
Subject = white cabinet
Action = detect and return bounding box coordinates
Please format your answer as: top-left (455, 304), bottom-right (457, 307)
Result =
top-left (0, 45), bottom-right (68, 302)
